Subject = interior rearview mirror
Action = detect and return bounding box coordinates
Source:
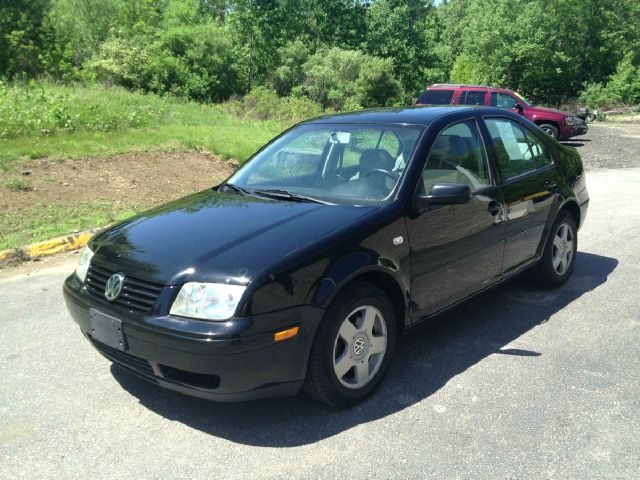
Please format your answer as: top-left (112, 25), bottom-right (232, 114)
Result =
top-left (329, 131), bottom-right (351, 144)
top-left (413, 183), bottom-right (471, 213)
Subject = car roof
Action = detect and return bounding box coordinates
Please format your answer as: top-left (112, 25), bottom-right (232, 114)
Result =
top-left (303, 106), bottom-right (481, 126)
top-left (426, 84), bottom-right (515, 94)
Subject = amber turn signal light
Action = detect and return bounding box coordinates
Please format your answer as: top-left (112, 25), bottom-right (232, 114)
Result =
top-left (274, 326), bottom-right (299, 342)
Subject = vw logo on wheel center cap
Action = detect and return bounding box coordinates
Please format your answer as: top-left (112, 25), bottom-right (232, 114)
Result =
top-left (352, 334), bottom-right (369, 358)
top-left (104, 273), bottom-right (124, 301)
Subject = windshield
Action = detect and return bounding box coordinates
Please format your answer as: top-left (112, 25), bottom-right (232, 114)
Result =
top-left (514, 92), bottom-right (532, 106)
top-left (227, 123), bottom-right (423, 205)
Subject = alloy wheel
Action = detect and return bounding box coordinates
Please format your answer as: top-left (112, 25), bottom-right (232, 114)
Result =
top-left (552, 222), bottom-right (575, 275)
top-left (332, 305), bottom-right (388, 389)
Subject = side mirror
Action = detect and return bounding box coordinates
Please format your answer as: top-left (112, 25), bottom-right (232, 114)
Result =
top-left (413, 183), bottom-right (471, 213)
top-left (513, 102), bottom-right (524, 113)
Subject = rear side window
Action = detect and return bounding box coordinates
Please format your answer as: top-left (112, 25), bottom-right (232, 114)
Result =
top-left (524, 129), bottom-right (553, 167)
top-left (459, 91), bottom-right (486, 106)
top-left (484, 118), bottom-right (536, 180)
top-left (417, 90), bottom-right (454, 105)
top-left (423, 120), bottom-right (491, 192)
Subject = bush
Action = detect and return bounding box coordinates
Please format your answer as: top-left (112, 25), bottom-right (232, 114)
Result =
top-left (580, 52), bottom-right (640, 108)
top-left (85, 38), bottom-right (151, 90)
top-left (146, 23), bottom-right (239, 101)
top-left (300, 47), bottom-right (401, 110)
top-left (355, 56), bottom-right (403, 108)
top-left (270, 40), bottom-right (310, 97)
top-left (227, 86), bottom-right (324, 124)
top-left (85, 21), bottom-right (239, 102)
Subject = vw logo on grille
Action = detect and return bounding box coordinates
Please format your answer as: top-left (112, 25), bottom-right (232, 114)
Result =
top-left (104, 273), bottom-right (124, 301)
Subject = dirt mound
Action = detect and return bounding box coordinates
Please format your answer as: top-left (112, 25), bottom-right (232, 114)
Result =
top-left (0, 151), bottom-right (236, 213)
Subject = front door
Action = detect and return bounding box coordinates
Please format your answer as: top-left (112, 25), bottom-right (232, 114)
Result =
top-left (407, 119), bottom-right (506, 319)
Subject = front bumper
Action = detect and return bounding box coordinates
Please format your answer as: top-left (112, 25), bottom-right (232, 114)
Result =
top-left (560, 123), bottom-right (588, 140)
top-left (63, 274), bottom-right (324, 401)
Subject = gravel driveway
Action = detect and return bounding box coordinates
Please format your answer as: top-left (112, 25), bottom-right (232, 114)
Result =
top-left (562, 121), bottom-right (640, 169)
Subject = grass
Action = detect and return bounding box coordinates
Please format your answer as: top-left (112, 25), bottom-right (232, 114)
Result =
top-left (0, 81), bottom-right (292, 250)
top-left (5, 176), bottom-right (33, 191)
top-left (0, 82), bottom-right (287, 171)
top-left (0, 202), bottom-right (138, 250)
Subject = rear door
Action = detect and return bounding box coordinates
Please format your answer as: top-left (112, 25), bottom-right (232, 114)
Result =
top-left (407, 118), bottom-right (506, 318)
top-left (458, 90), bottom-right (488, 106)
top-left (480, 116), bottom-right (558, 273)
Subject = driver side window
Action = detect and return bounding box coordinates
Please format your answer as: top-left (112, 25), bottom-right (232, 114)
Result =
top-left (491, 92), bottom-right (518, 109)
top-left (422, 120), bottom-right (490, 193)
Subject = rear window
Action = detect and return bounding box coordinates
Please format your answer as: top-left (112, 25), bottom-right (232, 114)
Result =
top-left (417, 90), bottom-right (454, 105)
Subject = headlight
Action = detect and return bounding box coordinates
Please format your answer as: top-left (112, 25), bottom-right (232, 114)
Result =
top-left (565, 116), bottom-right (579, 125)
top-left (75, 246), bottom-right (94, 282)
top-left (170, 282), bottom-right (246, 320)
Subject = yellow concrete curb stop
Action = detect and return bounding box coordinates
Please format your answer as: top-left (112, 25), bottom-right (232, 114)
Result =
top-left (0, 227), bottom-right (105, 265)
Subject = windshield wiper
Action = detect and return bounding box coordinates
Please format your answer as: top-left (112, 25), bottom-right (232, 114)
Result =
top-left (219, 182), bottom-right (251, 196)
top-left (253, 189), bottom-right (334, 205)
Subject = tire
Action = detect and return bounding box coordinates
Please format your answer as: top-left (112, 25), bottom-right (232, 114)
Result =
top-left (586, 112), bottom-right (596, 123)
top-left (539, 123), bottom-right (560, 140)
top-left (533, 210), bottom-right (577, 287)
top-left (303, 281), bottom-right (397, 407)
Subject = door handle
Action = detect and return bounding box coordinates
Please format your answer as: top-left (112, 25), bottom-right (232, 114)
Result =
top-left (487, 201), bottom-right (501, 216)
top-left (544, 180), bottom-right (558, 191)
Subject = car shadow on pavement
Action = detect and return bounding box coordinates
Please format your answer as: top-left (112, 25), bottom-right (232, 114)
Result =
top-left (561, 138), bottom-right (591, 148)
top-left (112, 251), bottom-right (617, 447)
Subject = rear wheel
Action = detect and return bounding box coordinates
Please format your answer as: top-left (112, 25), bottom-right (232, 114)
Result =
top-left (533, 211), bottom-right (577, 287)
top-left (539, 123), bottom-right (559, 140)
top-left (303, 281), bottom-right (397, 406)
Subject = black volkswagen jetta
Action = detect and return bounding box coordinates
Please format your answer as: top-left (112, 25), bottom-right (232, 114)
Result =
top-left (64, 106), bottom-right (589, 406)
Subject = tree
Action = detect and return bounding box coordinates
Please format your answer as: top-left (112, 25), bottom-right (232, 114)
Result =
top-left (364, 0), bottom-right (443, 96)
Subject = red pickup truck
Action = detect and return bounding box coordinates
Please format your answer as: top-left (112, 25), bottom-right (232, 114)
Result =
top-left (416, 84), bottom-right (588, 141)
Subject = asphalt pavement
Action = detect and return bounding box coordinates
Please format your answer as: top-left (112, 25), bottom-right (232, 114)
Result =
top-left (1, 168), bottom-right (638, 479)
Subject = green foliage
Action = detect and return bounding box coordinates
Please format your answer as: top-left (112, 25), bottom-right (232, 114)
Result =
top-left (439, 0), bottom-right (640, 104)
top-left (227, 86), bottom-right (324, 123)
top-left (364, 0), bottom-right (444, 94)
top-left (0, 82), bottom-right (285, 171)
top-left (271, 40), bottom-right (311, 97)
top-left (85, 37), bottom-right (151, 89)
top-left (146, 22), bottom-right (238, 101)
top-left (580, 52), bottom-right (640, 107)
top-left (2, 0), bottom-right (640, 112)
top-left (5, 176), bottom-right (33, 191)
top-left (300, 47), bottom-right (402, 110)
top-left (47, 0), bottom-right (124, 66)
top-left (0, 81), bottom-right (160, 139)
top-left (354, 56), bottom-right (404, 108)
top-left (0, 202), bottom-right (138, 250)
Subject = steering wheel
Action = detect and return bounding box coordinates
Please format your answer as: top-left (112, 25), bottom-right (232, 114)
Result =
top-left (363, 168), bottom-right (399, 181)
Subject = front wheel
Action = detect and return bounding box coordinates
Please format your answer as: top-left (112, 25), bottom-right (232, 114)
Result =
top-left (539, 123), bottom-right (560, 140)
top-left (533, 211), bottom-right (577, 287)
top-left (303, 282), bottom-right (397, 406)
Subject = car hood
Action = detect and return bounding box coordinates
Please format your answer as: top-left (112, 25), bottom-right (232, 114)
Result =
top-left (90, 189), bottom-right (379, 285)
top-left (529, 105), bottom-right (569, 117)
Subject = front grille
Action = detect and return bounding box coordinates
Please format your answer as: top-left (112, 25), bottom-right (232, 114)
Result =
top-left (90, 337), bottom-right (155, 378)
top-left (85, 264), bottom-right (164, 313)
